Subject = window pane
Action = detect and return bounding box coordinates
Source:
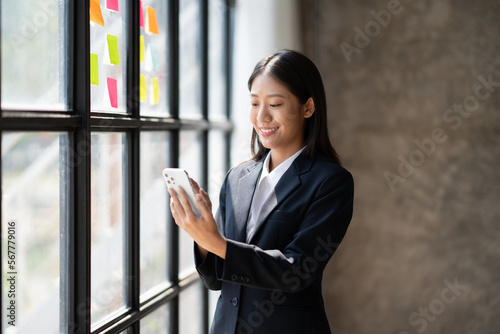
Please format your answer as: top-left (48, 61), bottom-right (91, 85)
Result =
top-left (2, 132), bottom-right (65, 333)
top-left (209, 0), bottom-right (227, 120)
top-left (179, 0), bottom-right (202, 118)
top-left (140, 303), bottom-right (170, 334)
top-left (1, 1), bottom-right (66, 110)
top-left (140, 132), bottom-right (170, 297)
top-left (90, 132), bottom-right (126, 324)
top-left (179, 281), bottom-right (203, 334)
top-left (208, 131), bottom-right (227, 214)
top-left (178, 131), bottom-right (202, 277)
top-left (140, 1), bottom-right (169, 116)
top-left (90, 0), bottom-right (127, 113)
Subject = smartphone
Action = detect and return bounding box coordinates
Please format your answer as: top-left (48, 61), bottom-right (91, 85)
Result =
top-left (162, 168), bottom-right (202, 217)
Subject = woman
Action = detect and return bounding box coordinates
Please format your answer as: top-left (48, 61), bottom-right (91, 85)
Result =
top-left (169, 50), bottom-right (354, 334)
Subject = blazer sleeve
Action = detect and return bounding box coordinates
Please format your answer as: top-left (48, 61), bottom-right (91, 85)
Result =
top-left (214, 168), bottom-right (354, 293)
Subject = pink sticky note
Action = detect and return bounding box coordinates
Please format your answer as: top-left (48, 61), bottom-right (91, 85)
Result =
top-left (107, 77), bottom-right (118, 108)
top-left (140, 1), bottom-right (144, 28)
top-left (106, 0), bottom-right (119, 11)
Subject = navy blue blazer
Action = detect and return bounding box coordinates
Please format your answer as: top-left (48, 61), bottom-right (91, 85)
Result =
top-left (195, 152), bottom-right (354, 334)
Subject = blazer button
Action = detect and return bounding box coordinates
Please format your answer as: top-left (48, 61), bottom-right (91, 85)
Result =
top-left (231, 297), bottom-right (239, 307)
top-left (231, 274), bottom-right (238, 281)
top-left (243, 277), bottom-right (250, 284)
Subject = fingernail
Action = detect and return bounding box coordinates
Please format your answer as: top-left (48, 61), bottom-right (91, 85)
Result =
top-left (196, 194), bottom-right (202, 201)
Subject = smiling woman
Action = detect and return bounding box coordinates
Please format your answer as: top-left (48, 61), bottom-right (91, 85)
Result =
top-left (169, 50), bottom-right (354, 334)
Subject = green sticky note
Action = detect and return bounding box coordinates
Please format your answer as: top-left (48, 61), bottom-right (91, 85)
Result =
top-left (107, 34), bottom-right (120, 65)
top-left (91, 53), bottom-right (99, 85)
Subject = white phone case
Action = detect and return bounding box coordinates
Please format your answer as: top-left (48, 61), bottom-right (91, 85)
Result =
top-left (162, 168), bottom-right (202, 217)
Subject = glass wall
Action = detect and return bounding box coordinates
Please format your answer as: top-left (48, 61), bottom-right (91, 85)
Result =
top-left (0, 0), bottom-right (233, 333)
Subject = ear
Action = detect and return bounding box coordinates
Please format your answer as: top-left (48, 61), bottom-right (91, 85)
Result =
top-left (303, 97), bottom-right (315, 119)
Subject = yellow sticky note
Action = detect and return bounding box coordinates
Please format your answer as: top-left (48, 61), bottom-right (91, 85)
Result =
top-left (107, 34), bottom-right (120, 65)
top-left (146, 6), bottom-right (159, 35)
top-left (90, 0), bottom-right (105, 27)
top-left (140, 36), bottom-right (145, 63)
top-left (151, 77), bottom-right (159, 105)
top-left (140, 74), bottom-right (147, 102)
top-left (90, 53), bottom-right (99, 85)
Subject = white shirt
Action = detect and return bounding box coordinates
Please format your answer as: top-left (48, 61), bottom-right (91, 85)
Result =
top-left (246, 147), bottom-right (305, 242)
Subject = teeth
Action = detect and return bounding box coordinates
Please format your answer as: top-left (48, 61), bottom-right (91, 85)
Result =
top-left (261, 128), bottom-right (278, 133)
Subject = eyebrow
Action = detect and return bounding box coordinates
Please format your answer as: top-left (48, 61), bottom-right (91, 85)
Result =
top-left (250, 93), bottom-right (285, 98)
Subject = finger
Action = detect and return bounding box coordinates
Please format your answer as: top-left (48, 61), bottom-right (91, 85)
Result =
top-left (199, 188), bottom-right (212, 211)
top-left (196, 193), bottom-right (213, 220)
top-left (168, 188), bottom-right (186, 218)
top-left (191, 178), bottom-right (201, 194)
top-left (177, 185), bottom-right (196, 217)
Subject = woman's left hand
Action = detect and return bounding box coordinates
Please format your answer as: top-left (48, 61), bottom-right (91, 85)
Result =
top-left (168, 180), bottom-right (227, 259)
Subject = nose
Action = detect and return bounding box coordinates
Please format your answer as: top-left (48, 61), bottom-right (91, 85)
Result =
top-left (257, 105), bottom-right (272, 123)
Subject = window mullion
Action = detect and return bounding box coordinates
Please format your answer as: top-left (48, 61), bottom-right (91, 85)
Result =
top-left (69, 0), bottom-right (92, 333)
top-left (169, 0), bottom-right (180, 333)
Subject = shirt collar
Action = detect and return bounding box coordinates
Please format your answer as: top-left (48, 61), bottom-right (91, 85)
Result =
top-left (259, 147), bottom-right (306, 187)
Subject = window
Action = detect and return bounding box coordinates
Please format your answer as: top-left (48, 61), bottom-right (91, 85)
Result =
top-left (1, 0), bottom-right (234, 333)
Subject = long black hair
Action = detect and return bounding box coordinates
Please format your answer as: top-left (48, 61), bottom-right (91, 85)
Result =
top-left (247, 50), bottom-right (341, 165)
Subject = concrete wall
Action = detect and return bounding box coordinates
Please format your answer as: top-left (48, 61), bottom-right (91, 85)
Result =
top-left (300, 0), bottom-right (500, 333)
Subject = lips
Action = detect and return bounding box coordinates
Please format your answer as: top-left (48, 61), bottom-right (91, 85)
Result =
top-left (259, 127), bottom-right (279, 137)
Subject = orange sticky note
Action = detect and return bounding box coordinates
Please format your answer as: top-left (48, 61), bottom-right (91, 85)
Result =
top-left (146, 6), bottom-right (159, 35)
top-left (90, 0), bottom-right (105, 27)
top-left (150, 77), bottom-right (159, 105)
top-left (140, 1), bottom-right (144, 28)
top-left (140, 36), bottom-right (145, 63)
top-left (107, 77), bottom-right (118, 108)
top-left (140, 74), bottom-right (147, 102)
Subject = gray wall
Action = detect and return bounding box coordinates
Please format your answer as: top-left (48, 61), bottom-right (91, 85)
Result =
top-left (300, 0), bottom-right (500, 333)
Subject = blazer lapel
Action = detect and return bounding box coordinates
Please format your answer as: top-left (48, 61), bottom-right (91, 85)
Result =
top-left (247, 154), bottom-right (309, 244)
top-left (231, 161), bottom-right (262, 242)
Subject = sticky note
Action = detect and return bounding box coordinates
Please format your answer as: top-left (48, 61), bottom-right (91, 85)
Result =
top-left (90, 0), bottom-right (105, 27)
top-left (106, 0), bottom-right (119, 11)
top-left (151, 77), bottom-right (159, 105)
top-left (150, 45), bottom-right (161, 71)
top-left (140, 1), bottom-right (144, 28)
top-left (107, 77), bottom-right (118, 108)
top-left (91, 53), bottom-right (99, 85)
top-left (140, 36), bottom-right (145, 63)
top-left (140, 74), bottom-right (147, 102)
top-left (146, 6), bottom-right (159, 35)
top-left (107, 34), bottom-right (120, 65)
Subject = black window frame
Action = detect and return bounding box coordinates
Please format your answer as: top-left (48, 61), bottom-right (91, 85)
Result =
top-left (0, 0), bottom-right (234, 333)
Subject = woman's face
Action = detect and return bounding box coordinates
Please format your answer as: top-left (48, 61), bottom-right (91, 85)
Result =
top-left (249, 74), bottom-right (313, 159)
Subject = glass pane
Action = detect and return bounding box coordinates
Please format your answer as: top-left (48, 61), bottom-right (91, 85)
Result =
top-left (178, 131), bottom-right (202, 277)
top-left (140, 303), bottom-right (170, 334)
top-left (90, 0), bottom-right (127, 112)
top-left (179, 0), bottom-right (202, 118)
top-left (208, 290), bottom-right (219, 328)
top-left (1, 1), bottom-right (66, 110)
top-left (140, 0), bottom-right (169, 116)
top-left (208, 131), bottom-right (227, 214)
top-left (208, 0), bottom-right (227, 120)
top-left (90, 132), bottom-right (126, 324)
top-left (179, 281), bottom-right (203, 334)
top-left (2, 132), bottom-right (65, 333)
top-left (140, 132), bottom-right (170, 297)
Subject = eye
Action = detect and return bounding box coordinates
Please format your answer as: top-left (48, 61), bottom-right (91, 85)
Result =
top-left (250, 103), bottom-right (258, 107)
top-left (270, 104), bottom-right (282, 108)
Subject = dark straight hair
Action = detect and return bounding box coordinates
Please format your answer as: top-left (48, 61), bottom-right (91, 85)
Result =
top-left (247, 50), bottom-right (341, 165)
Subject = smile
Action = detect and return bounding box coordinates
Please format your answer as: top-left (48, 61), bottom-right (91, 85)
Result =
top-left (259, 127), bottom-right (279, 136)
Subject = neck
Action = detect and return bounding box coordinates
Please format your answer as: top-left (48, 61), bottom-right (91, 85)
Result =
top-left (268, 146), bottom-right (302, 172)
